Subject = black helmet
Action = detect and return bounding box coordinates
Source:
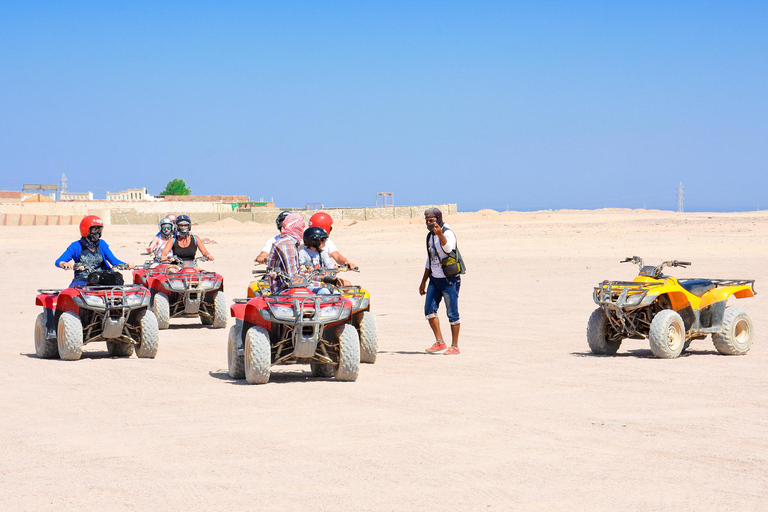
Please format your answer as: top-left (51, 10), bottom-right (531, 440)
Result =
top-left (276, 210), bottom-right (291, 231)
top-left (303, 227), bottom-right (329, 249)
top-left (176, 214), bottom-right (191, 237)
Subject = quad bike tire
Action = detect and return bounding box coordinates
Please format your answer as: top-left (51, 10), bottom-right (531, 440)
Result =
top-left (57, 311), bottom-right (83, 361)
top-left (153, 292), bottom-right (170, 330)
top-left (135, 310), bottom-right (159, 358)
top-left (212, 291), bottom-right (228, 329)
top-left (245, 325), bottom-right (271, 384)
top-left (712, 306), bottom-right (754, 355)
top-left (310, 363), bottom-right (335, 378)
top-left (648, 309), bottom-right (685, 359)
top-left (34, 313), bottom-right (59, 359)
top-left (334, 323), bottom-right (360, 382)
top-left (227, 324), bottom-right (245, 379)
top-left (107, 342), bottom-right (134, 357)
top-left (586, 308), bottom-right (621, 355)
top-left (356, 311), bottom-right (378, 364)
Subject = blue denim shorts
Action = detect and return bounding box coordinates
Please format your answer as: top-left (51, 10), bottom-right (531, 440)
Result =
top-left (424, 276), bottom-right (461, 324)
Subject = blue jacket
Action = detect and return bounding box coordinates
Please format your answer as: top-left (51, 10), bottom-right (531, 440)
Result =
top-left (55, 239), bottom-right (125, 270)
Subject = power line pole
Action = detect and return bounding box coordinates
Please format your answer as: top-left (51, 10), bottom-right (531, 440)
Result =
top-left (676, 182), bottom-right (684, 212)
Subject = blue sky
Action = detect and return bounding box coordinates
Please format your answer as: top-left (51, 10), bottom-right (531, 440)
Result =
top-left (1, 1), bottom-right (766, 212)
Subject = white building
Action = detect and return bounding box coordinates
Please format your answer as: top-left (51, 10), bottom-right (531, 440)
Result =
top-left (60, 192), bottom-right (93, 201)
top-left (106, 187), bottom-right (158, 201)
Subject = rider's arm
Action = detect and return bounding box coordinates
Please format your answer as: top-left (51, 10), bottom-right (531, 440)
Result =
top-left (99, 240), bottom-right (126, 267)
top-left (329, 251), bottom-right (354, 269)
top-left (161, 238), bottom-right (174, 260)
top-left (196, 237), bottom-right (213, 260)
top-left (255, 251), bottom-right (269, 264)
top-left (55, 242), bottom-right (80, 268)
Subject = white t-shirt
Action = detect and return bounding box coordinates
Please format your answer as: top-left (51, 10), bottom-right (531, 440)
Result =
top-left (261, 234), bottom-right (280, 254)
top-left (425, 223), bottom-right (457, 279)
top-left (299, 247), bottom-right (335, 269)
top-left (324, 238), bottom-right (338, 255)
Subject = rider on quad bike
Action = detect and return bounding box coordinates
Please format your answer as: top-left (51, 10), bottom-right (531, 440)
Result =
top-left (37, 216), bottom-right (158, 360)
top-left (160, 215), bottom-right (215, 263)
top-left (146, 217), bottom-right (176, 261)
top-left (255, 210), bottom-right (291, 264)
top-left (299, 226), bottom-right (352, 288)
top-left (55, 215), bottom-right (133, 286)
top-left (308, 211), bottom-right (355, 270)
top-left (588, 256), bottom-right (756, 359)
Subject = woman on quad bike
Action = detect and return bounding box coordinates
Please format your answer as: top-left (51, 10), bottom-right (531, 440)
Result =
top-left (308, 212), bottom-right (356, 270)
top-left (299, 227), bottom-right (350, 288)
top-left (160, 214), bottom-right (214, 264)
top-left (55, 215), bottom-right (132, 287)
top-left (255, 210), bottom-right (291, 264)
top-left (146, 217), bottom-right (176, 261)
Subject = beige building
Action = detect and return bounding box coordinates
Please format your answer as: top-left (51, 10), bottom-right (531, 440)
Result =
top-left (106, 187), bottom-right (157, 201)
top-left (60, 192), bottom-right (94, 201)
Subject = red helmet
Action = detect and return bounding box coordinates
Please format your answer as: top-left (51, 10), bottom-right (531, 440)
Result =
top-left (79, 215), bottom-right (104, 237)
top-left (309, 212), bottom-right (333, 233)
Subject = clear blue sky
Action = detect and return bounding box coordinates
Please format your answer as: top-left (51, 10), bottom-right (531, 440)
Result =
top-left (1, 1), bottom-right (766, 212)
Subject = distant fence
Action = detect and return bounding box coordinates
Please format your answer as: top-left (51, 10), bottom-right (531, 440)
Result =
top-left (1, 204), bottom-right (458, 226)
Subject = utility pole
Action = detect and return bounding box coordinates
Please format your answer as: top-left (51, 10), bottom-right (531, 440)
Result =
top-left (676, 182), bottom-right (684, 212)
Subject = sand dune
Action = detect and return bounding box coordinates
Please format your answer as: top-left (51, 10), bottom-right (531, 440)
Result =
top-left (1, 210), bottom-right (766, 511)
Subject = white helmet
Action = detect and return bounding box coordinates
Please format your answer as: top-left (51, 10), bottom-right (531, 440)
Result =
top-left (159, 217), bottom-right (175, 237)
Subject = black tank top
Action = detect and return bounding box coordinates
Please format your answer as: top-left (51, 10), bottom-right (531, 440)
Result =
top-left (172, 235), bottom-right (198, 261)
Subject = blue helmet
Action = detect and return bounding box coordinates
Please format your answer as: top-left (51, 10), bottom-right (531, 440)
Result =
top-left (176, 215), bottom-right (191, 237)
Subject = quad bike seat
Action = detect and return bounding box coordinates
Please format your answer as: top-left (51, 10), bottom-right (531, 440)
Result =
top-left (680, 279), bottom-right (715, 297)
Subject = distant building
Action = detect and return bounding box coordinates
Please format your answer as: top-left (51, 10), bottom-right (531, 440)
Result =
top-left (106, 187), bottom-right (158, 201)
top-left (60, 192), bottom-right (94, 201)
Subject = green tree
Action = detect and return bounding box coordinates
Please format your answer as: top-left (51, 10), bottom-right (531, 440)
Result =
top-left (160, 178), bottom-right (191, 196)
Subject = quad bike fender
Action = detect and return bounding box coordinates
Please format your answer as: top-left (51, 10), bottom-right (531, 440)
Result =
top-left (54, 290), bottom-right (81, 315)
top-left (243, 297), bottom-right (272, 330)
top-left (230, 301), bottom-right (247, 320)
top-left (699, 285), bottom-right (755, 309)
top-left (36, 293), bottom-right (57, 309)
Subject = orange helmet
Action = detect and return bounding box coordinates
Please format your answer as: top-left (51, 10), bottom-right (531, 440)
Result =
top-left (79, 215), bottom-right (104, 237)
top-left (309, 212), bottom-right (333, 233)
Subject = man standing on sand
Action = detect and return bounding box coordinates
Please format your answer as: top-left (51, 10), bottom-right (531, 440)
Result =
top-left (419, 207), bottom-right (463, 355)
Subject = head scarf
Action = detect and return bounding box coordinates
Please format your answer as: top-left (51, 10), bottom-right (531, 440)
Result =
top-left (424, 207), bottom-right (444, 227)
top-left (281, 213), bottom-right (305, 241)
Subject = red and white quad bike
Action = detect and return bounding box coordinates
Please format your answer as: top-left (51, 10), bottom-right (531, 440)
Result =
top-left (34, 264), bottom-right (159, 360)
top-left (133, 256), bottom-right (227, 330)
top-left (227, 268), bottom-right (360, 384)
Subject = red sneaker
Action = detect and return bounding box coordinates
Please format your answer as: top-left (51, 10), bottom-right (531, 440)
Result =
top-left (426, 341), bottom-right (447, 353)
top-left (444, 345), bottom-right (460, 355)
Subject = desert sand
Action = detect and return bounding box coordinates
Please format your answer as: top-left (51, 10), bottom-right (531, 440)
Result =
top-left (1, 209), bottom-right (767, 511)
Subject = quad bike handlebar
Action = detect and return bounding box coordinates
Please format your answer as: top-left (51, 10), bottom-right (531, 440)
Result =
top-left (72, 263), bottom-right (131, 272)
top-left (621, 256), bottom-right (691, 278)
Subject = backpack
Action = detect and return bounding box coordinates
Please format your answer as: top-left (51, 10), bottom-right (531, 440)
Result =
top-left (426, 227), bottom-right (466, 277)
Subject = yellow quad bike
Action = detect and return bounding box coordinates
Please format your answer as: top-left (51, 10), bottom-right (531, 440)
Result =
top-left (247, 264), bottom-right (378, 364)
top-left (588, 256), bottom-right (756, 358)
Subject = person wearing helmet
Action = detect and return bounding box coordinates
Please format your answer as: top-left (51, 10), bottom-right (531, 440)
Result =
top-left (266, 213), bottom-right (307, 294)
top-left (299, 227), bottom-right (350, 288)
top-left (146, 217), bottom-right (175, 261)
top-left (160, 215), bottom-right (214, 264)
top-left (255, 210), bottom-right (291, 264)
top-left (55, 215), bottom-right (131, 287)
top-left (308, 212), bottom-right (356, 269)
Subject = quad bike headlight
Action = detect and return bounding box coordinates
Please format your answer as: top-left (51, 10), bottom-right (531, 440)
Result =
top-left (270, 305), bottom-right (295, 320)
top-left (624, 294), bottom-right (643, 306)
top-left (199, 279), bottom-right (217, 290)
top-left (124, 294), bottom-right (147, 307)
top-left (82, 294), bottom-right (106, 308)
top-left (319, 305), bottom-right (342, 320)
top-left (167, 280), bottom-right (186, 291)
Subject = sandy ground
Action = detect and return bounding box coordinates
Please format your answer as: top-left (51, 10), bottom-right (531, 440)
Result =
top-left (1, 209), bottom-right (767, 511)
